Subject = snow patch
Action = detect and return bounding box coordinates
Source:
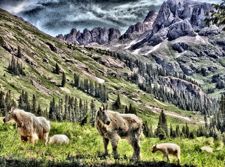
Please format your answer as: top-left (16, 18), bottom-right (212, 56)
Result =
top-left (195, 35), bottom-right (207, 44)
top-left (132, 48), bottom-right (141, 55)
top-left (125, 39), bottom-right (139, 49)
top-left (146, 43), bottom-right (161, 55)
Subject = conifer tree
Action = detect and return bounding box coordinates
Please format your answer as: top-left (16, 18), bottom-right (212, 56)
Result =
top-left (37, 104), bottom-right (42, 116)
top-left (175, 125), bottom-right (181, 137)
top-left (155, 110), bottom-right (168, 139)
top-left (74, 73), bottom-right (80, 87)
top-left (90, 99), bottom-right (96, 126)
top-left (8, 56), bottom-right (25, 76)
top-left (0, 91), bottom-right (6, 116)
top-left (128, 103), bottom-right (137, 114)
top-left (61, 72), bottom-right (66, 87)
top-left (125, 105), bottom-right (129, 113)
top-left (32, 94), bottom-right (37, 114)
top-left (49, 98), bottom-right (57, 120)
top-left (143, 121), bottom-right (153, 137)
top-left (53, 63), bottom-right (60, 74)
top-left (113, 94), bottom-right (122, 110)
top-left (17, 46), bottom-right (22, 58)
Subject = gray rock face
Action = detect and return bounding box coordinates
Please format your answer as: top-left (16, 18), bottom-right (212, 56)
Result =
top-left (167, 19), bottom-right (196, 40)
top-left (148, 28), bottom-right (168, 46)
top-left (199, 25), bottom-right (220, 36)
top-left (57, 27), bottom-right (121, 45)
top-left (120, 10), bottom-right (157, 40)
top-left (179, 63), bottom-right (195, 76)
top-left (171, 42), bottom-right (189, 53)
top-left (132, 0), bottom-right (215, 48)
top-left (152, 0), bottom-right (213, 33)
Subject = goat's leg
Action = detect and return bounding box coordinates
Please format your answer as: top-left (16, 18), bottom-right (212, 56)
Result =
top-left (130, 139), bottom-right (140, 161)
top-left (103, 137), bottom-right (109, 156)
top-left (43, 132), bottom-right (49, 146)
top-left (163, 153), bottom-right (170, 162)
top-left (29, 135), bottom-right (36, 145)
top-left (111, 139), bottom-right (119, 159)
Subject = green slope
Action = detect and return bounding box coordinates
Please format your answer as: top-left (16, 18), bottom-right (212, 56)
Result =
top-left (0, 9), bottom-right (202, 126)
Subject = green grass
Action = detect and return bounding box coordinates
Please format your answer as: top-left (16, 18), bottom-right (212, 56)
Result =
top-left (0, 121), bottom-right (224, 167)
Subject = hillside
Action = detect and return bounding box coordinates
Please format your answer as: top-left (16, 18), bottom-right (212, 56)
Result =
top-left (58, 0), bottom-right (222, 117)
top-left (0, 8), bottom-right (203, 125)
top-left (0, 3), bottom-right (225, 167)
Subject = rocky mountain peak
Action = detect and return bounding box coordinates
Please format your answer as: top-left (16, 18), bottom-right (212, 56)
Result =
top-left (120, 10), bottom-right (157, 40)
top-left (131, 0), bottom-right (216, 49)
top-left (57, 27), bottom-right (121, 45)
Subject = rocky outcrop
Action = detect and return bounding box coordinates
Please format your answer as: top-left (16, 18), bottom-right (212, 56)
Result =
top-left (132, 0), bottom-right (215, 48)
top-left (171, 42), bottom-right (189, 53)
top-left (167, 19), bottom-right (196, 40)
top-left (120, 10), bottom-right (157, 40)
top-left (57, 27), bottom-right (121, 45)
top-left (199, 25), bottom-right (220, 36)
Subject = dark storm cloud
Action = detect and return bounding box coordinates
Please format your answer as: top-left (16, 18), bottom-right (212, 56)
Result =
top-left (0, 0), bottom-right (222, 36)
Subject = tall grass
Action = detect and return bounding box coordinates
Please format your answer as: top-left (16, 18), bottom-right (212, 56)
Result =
top-left (0, 122), bottom-right (224, 167)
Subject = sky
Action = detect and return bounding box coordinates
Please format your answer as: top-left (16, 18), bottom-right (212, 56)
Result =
top-left (0, 0), bottom-right (222, 36)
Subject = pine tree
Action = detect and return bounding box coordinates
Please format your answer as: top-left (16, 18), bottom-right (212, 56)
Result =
top-left (53, 63), bottom-right (60, 74)
top-left (0, 91), bottom-right (6, 116)
top-left (185, 123), bottom-right (190, 138)
top-left (37, 104), bottom-right (42, 116)
top-left (8, 56), bottom-right (25, 76)
top-left (113, 94), bottom-right (122, 110)
top-left (143, 121), bottom-right (153, 137)
top-left (160, 110), bottom-right (168, 135)
top-left (49, 98), bottom-right (57, 120)
top-left (175, 125), bottom-right (181, 137)
top-left (32, 94), bottom-right (37, 114)
top-left (79, 98), bottom-right (83, 122)
top-left (5, 90), bottom-right (13, 111)
top-left (155, 110), bottom-right (168, 139)
top-left (24, 92), bottom-right (30, 112)
top-left (128, 103), bottom-right (137, 114)
top-left (125, 105), bottom-right (129, 113)
top-left (170, 124), bottom-right (175, 138)
top-left (64, 95), bottom-right (69, 120)
top-left (90, 99), bottom-right (96, 126)
top-left (17, 46), bottom-right (22, 58)
top-left (89, 80), bottom-right (94, 96)
top-left (61, 72), bottom-right (66, 87)
top-left (74, 73), bottom-right (80, 87)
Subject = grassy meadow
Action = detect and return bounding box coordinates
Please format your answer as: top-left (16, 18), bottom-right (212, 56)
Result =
top-left (0, 121), bottom-right (224, 167)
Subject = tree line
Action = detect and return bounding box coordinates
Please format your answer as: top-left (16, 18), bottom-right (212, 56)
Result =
top-left (89, 48), bottom-right (218, 115)
top-left (143, 110), bottom-right (222, 140)
top-left (53, 63), bottom-right (108, 103)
